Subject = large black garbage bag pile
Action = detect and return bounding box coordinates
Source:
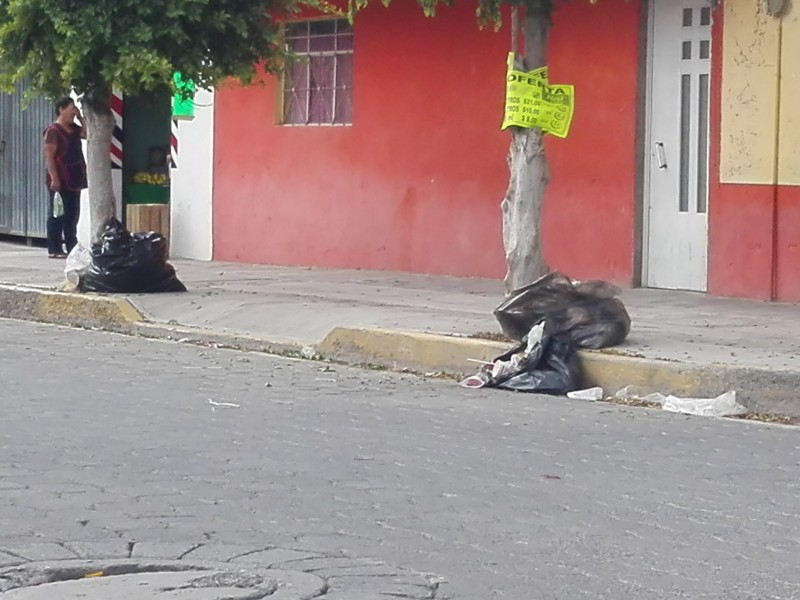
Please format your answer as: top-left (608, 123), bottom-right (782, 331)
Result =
top-left (494, 272), bottom-right (631, 349)
top-left (78, 218), bottom-right (186, 293)
top-left (461, 273), bottom-right (631, 394)
top-left (461, 319), bottom-right (579, 394)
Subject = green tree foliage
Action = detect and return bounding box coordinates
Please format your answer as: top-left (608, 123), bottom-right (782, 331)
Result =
top-left (0, 0), bottom-right (321, 241)
top-left (0, 0), bottom-right (308, 100)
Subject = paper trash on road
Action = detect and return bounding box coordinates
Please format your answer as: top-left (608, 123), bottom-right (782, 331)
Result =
top-left (208, 399), bottom-right (240, 408)
top-left (567, 387), bottom-right (604, 401)
top-left (301, 346), bottom-right (320, 360)
top-left (662, 391), bottom-right (745, 417)
top-left (614, 386), bottom-right (743, 415)
top-left (614, 385), bottom-right (668, 406)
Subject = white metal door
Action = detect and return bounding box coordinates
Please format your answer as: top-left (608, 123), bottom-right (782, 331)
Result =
top-left (644, 0), bottom-right (712, 291)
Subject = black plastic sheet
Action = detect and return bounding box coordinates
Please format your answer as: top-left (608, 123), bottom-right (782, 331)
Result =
top-left (461, 319), bottom-right (579, 395)
top-left (78, 218), bottom-right (186, 293)
top-left (494, 272), bottom-right (630, 349)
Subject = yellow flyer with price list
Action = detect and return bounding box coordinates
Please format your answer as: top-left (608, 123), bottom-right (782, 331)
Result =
top-left (501, 53), bottom-right (575, 138)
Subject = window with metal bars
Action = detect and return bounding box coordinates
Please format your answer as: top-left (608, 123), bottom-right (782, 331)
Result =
top-left (282, 19), bottom-right (353, 126)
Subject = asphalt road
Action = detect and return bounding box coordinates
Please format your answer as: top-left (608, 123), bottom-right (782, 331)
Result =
top-left (1, 319), bottom-right (799, 599)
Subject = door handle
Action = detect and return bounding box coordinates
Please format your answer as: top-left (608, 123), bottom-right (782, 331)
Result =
top-left (655, 142), bottom-right (667, 169)
top-left (0, 140), bottom-right (5, 153)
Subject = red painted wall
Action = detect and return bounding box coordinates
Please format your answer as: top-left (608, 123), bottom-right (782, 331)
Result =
top-left (706, 10), bottom-right (773, 300)
top-left (710, 183), bottom-right (800, 302)
top-left (707, 10), bottom-right (800, 302)
top-left (708, 185), bottom-right (774, 300)
top-left (213, 0), bottom-right (642, 283)
top-left (776, 185), bottom-right (800, 302)
top-left (543, 0), bottom-right (641, 284)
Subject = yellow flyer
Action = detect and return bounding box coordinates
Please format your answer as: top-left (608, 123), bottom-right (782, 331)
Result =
top-left (501, 53), bottom-right (575, 138)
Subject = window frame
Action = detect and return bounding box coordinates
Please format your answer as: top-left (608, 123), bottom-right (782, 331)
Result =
top-left (278, 17), bottom-right (354, 127)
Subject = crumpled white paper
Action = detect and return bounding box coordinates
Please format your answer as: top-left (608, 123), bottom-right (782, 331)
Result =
top-left (661, 391), bottom-right (745, 417)
top-left (567, 387), bottom-right (604, 401)
top-left (614, 386), bottom-right (744, 417)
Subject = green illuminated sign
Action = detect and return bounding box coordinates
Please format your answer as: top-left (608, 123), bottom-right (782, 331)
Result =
top-left (172, 72), bottom-right (196, 120)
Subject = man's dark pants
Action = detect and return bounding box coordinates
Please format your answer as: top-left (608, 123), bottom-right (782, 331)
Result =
top-left (47, 188), bottom-right (81, 255)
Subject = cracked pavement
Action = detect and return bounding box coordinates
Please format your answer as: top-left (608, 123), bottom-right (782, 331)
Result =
top-left (1, 319), bottom-right (800, 599)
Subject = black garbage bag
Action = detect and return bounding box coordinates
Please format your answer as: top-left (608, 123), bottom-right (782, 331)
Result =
top-left (78, 218), bottom-right (187, 293)
top-left (494, 272), bottom-right (630, 349)
top-left (491, 335), bottom-right (579, 394)
top-left (461, 319), bottom-right (580, 395)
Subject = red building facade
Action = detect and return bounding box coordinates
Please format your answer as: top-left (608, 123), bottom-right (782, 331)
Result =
top-left (212, 0), bottom-right (800, 301)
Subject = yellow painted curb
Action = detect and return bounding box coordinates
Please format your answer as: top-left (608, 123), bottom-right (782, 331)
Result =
top-left (579, 352), bottom-right (713, 398)
top-left (0, 284), bottom-right (144, 329)
top-left (318, 327), bottom-right (508, 374)
top-left (318, 327), bottom-right (800, 416)
top-left (319, 327), bottom-right (719, 389)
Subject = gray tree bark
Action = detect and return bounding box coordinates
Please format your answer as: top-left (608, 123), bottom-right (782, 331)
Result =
top-left (82, 92), bottom-right (117, 244)
top-left (501, 1), bottom-right (552, 292)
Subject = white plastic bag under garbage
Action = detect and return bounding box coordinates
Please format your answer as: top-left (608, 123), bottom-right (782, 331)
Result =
top-left (567, 387), bottom-right (604, 401)
top-left (662, 391), bottom-right (745, 417)
top-left (63, 243), bottom-right (92, 292)
top-left (490, 354), bottom-right (523, 380)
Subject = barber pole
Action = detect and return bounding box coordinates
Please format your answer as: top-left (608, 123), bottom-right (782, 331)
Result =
top-left (170, 119), bottom-right (178, 168)
top-left (110, 90), bottom-right (123, 169)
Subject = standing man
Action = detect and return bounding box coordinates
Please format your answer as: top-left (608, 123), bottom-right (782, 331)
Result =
top-left (43, 96), bottom-right (87, 258)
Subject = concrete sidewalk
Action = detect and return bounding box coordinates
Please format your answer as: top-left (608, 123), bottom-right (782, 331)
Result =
top-left (2, 241), bottom-right (800, 417)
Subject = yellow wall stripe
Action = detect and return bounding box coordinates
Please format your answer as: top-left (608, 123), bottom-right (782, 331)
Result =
top-left (778, 2), bottom-right (800, 186)
top-left (720, 0), bottom-right (781, 185)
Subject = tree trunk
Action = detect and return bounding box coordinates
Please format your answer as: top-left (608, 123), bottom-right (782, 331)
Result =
top-left (82, 90), bottom-right (117, 243)
top-left (501, 1), bottom-right (552, 292)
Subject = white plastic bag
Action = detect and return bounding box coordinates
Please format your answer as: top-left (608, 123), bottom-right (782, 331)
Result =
top-left (567, 387), bottom-right (604, 401)
top-left (613, 385), bottom-right (667, 406)
top-left (63, 243), bottom-right (92, 292)
top-left (662, 391), bottom-right (745, 417)
top-left (52, 191), bottom-right (64, 218)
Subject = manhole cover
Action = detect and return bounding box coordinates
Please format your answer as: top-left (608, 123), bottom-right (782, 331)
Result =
top-left (0, 560), bottom-right (326, 599)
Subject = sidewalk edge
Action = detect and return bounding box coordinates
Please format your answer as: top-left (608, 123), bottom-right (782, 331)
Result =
top-left (3, 285), bottom-right (798, 419)
top-left (0, 284), bottom-right (144, 330)
top-left (131, 322), bottom-right (306, 357)
top-left (318, 327), bottom-right (800, 418)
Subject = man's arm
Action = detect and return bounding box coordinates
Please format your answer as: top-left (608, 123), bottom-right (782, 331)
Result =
top-left (43, 132), bottom-right (60, 191)
top-left (74, 105), bottom-right (87, 139)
